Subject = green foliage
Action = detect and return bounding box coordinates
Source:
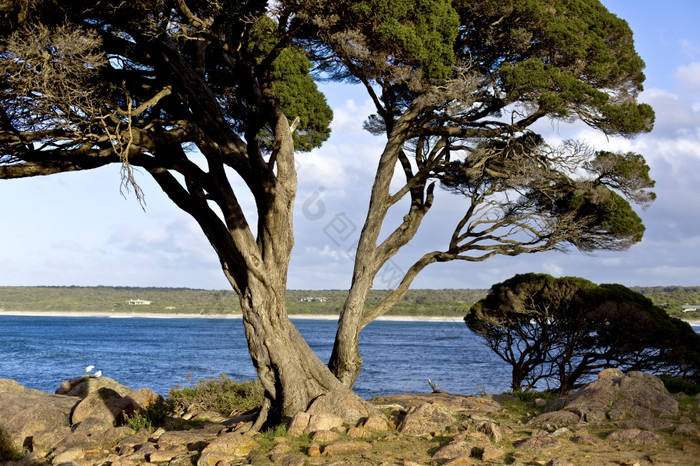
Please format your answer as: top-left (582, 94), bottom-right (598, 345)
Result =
top-left (123, 402), bottom-right (169, 432)
top-left (659, 374), bottom-right (700, 396)
top-left (168, 375), bottom-right (264, 417)
top-left (457, 0), bottom-right (653, 135)
top-left (503, 389), bottom-right (555, 403)
top-left (467, 273), bottom-right (700, 392)
top-left (311, 0), bottom-right (459, 82)
top-left (270, 47), bottom-right (333, 151)
top-left (0, 426), bottom-right (23, 462)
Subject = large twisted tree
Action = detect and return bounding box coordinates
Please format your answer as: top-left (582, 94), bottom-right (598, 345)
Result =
top-left (1, 0), bottom-right (655, 424)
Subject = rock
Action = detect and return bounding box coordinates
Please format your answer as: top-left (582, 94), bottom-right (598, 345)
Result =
top-left (432, 440), bottom-right (475, 461)
top-left (55, 376), bottom-right (88, 395)
top-left (398, 403), bottom-right (455, 436)
top-left (51, 446), bottom-right (86, 464)
top-left (598, 367), bottom-right (625, 379)
top-left (361, 413), bottom-right (389, 431)
top-left (0, 379), bottom-right (77, 452)
top-left (477, 421), bottom-right (502, 442)
top-left (321, 440), bottom-right (372, 457)
top-left (63, 377), bottom-right (133, 398)
top-left (311, 430), bottom-right (341, 444)
top-left (198, 432), bottom-right (259, 465)
top-left (306, 412), bottom-right (344, 433)
top-left (149, 445), bottom-right (188, 463)
top-left (547, 459), bottom-right (576, 466)
top-left (71, 387), bottom-right (134, 426)
top-left (346, 426), bottom-right (374, 439)
top-left (286, 412), bottom-right (311, 436)
top-left (481, 444), bottom-right (505, 461)
top-left (372, 392), bottom-right (501, 415)
top-left (72, 415), bottom-right (114, 433)
top-left (157, 430), bottom-right (219, 451)
top-left (607, 428), bottom-right (663, 445)
top-left (307, 443), bottom-right (322, 457)
top-left (190, 410), bottom-right (228, 423)
top-left (125, 387), bottom-right (162, 412)
top-left (268, 441), bottom-right (292, 462)
top-left (528, 410), bottom-right (580, 430)
top-left (115, 428), bottom-right (150, 455)
top-left (552, 369), bottom-right (678, 423)
top-left (674, 423), bottom-right (700, 437)
top-left (306, 390), bottom-right (377, 426)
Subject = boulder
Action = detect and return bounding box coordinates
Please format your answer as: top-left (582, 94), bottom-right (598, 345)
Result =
top-left (71, 387), bottom-right (134, 426)
top-left (476, 421), bottom-right (503, 442)
top-left (306, 390), bottom-right (378, 426)
top-left (306, 412), bottom-right (344, 433)
top-left (398, 403), bottom-right (455, 436)
top-left (0, 379), bottom-right (77, 452)
top-left (432, 440), bottom-right (475, 461)
top-left (125, 387), bottom-right (162, 411)
top-left (551, 369), bottom-right (678, 422)
top-left (361, 413), bottom-right (389, 432)
top-left (198, 432), bottom-right (259, 465)
top-left (59, 376), bottom-right (133, 398)
top-left (287, 412), bottom-right (311, 436)
top-left (607, 428), bottom-right (663, 445)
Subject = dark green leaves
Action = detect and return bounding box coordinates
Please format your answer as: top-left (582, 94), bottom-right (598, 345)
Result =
top-left (270, 47), bottom-right (333, 152)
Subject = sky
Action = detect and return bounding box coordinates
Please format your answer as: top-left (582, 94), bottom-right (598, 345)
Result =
top-left (1, 1), bottom-right (699, 291)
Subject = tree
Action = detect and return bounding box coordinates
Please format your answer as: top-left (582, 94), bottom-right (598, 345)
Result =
top-left (466, 274), bottom-right (700, 392)
top-left (1, 0), bottom-right (655, 424)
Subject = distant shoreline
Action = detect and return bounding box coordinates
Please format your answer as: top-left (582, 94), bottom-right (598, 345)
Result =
top-left (0, 310), bottom-right (464, 322)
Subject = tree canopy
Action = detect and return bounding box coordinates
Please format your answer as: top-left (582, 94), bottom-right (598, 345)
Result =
top-left (466, 274), bottom-right (700, 392)
top-left (1, 0), bottom-right (656, 424)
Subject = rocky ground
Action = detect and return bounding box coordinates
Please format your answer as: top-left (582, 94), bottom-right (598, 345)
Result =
top-left (1, 368), bottom-right (699, 465)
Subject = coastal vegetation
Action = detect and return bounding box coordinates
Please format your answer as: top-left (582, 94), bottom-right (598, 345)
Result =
top-left (467, 274), bottom-right (700, 392)
top-left (1, 285), bottom-right (697, 318)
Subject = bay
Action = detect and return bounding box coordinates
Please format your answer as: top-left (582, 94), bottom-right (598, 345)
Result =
top-left (0, 315), bottom-right (511, 398)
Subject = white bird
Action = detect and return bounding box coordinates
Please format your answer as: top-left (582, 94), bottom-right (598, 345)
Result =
top-left (94, 370), bottom-right (102, 378)
top-left (85, 365), bottom-right (95, 373)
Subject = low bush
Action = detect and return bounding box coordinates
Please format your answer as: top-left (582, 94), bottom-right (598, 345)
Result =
top-left (0, 426), bottom-right (24, 462)
top-left (168, 375), bottom-right (264, 417)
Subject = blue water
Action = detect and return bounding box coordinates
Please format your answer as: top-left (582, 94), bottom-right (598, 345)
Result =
top-left (0, 316), bottom-right (510, 398)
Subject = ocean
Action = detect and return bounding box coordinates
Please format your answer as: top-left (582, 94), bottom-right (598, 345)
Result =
top-left (0, 315), bottom-right (510, 398)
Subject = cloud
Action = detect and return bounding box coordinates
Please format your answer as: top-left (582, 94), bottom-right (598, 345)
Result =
top-left (676, 62), bottom-right (700, 94)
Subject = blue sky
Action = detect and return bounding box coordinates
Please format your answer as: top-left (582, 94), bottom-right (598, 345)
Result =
top-left (1, 1), bottom-right (699, 290)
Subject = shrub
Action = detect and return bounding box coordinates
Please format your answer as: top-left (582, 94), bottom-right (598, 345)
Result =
top-left (467, 273), bottom-right (700, 392)
top-left (168, 375), bottom-right (264, 417)
top-left (0, 426), bottom-right (24, 462)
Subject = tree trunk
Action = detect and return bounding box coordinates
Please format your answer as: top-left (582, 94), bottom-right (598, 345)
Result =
top-left (234, 274), bottom-right (350, 424)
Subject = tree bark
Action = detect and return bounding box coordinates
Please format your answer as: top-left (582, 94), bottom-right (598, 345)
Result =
top-left (234, 275), bottom-right (349, 423)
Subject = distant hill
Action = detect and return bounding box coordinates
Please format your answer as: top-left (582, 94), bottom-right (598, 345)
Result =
top-left (0, 286), bottom-right (697, 319)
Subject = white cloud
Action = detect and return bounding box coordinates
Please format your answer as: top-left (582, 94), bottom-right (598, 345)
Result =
top-left (676, 62), bottom-right (700, 94)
